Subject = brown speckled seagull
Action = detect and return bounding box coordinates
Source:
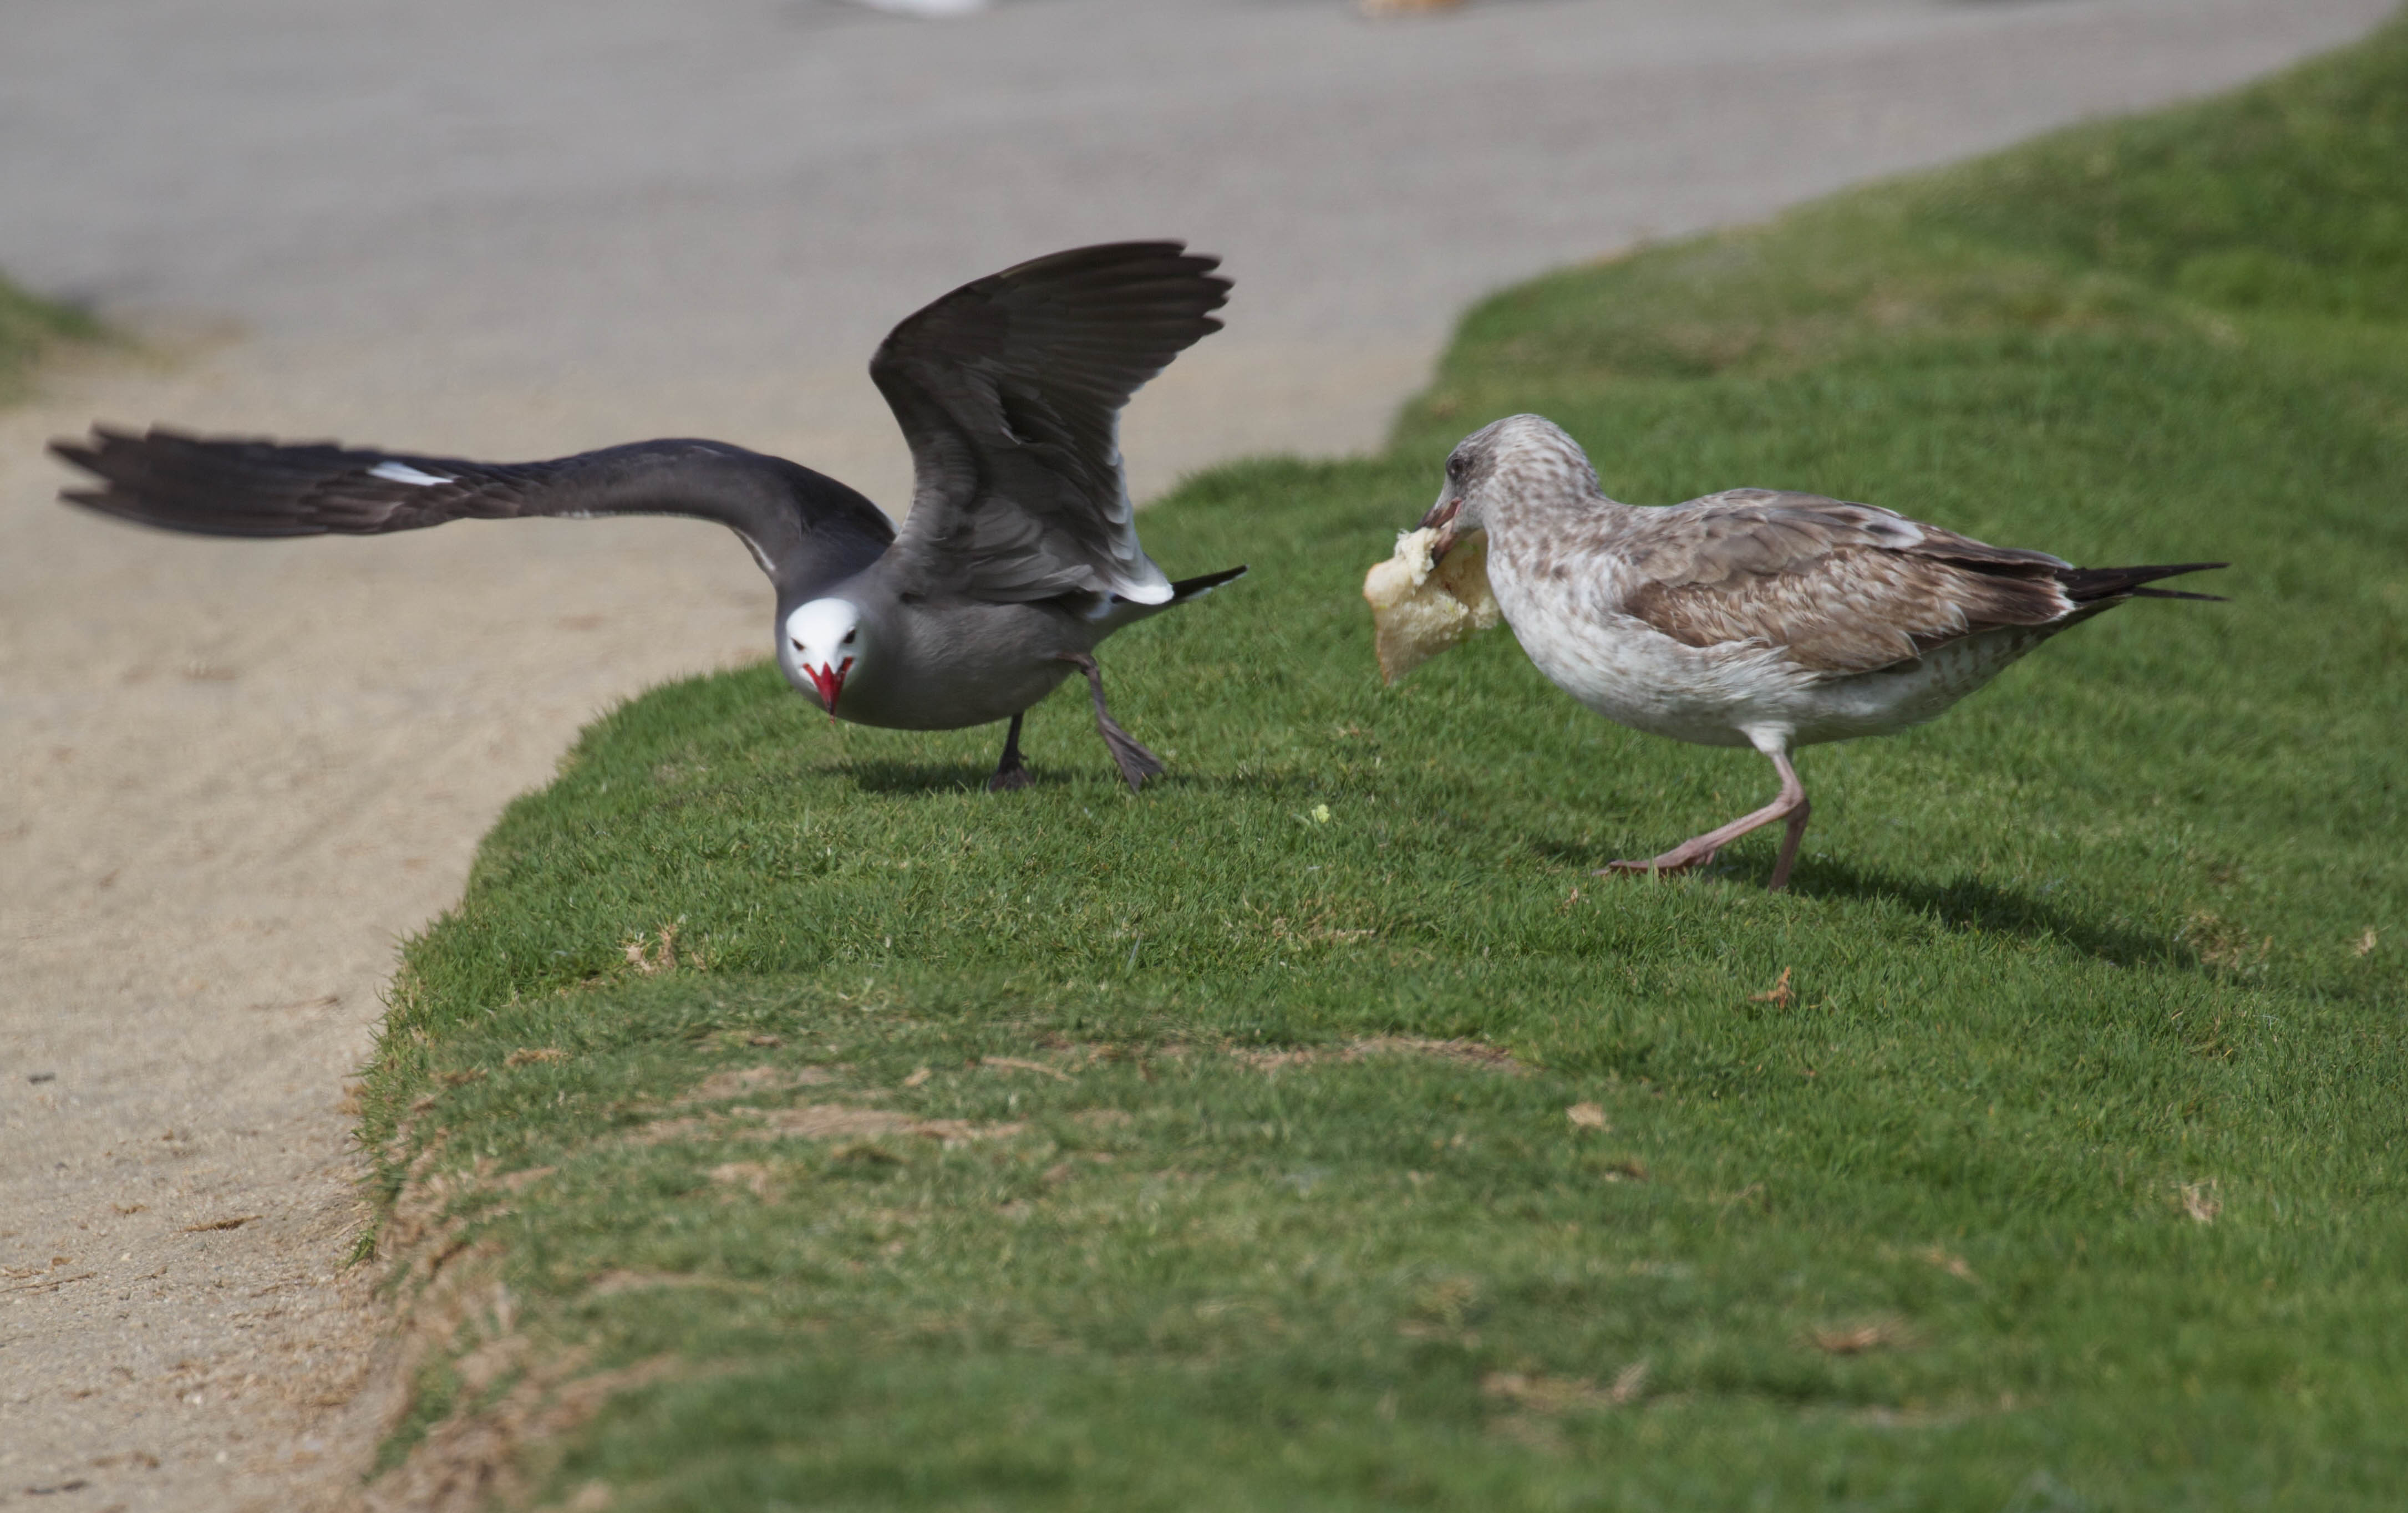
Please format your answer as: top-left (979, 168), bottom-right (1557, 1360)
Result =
top-left (1420, 414), bottom-right (2223, 890)
top-left (52, 242), bottom-right (1245, 792)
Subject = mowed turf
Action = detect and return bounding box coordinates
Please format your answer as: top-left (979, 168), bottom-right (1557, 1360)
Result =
top-left (0, 271), bottom-right (95, 400)
top-left (360, 18), bottom-right (2408, 1510)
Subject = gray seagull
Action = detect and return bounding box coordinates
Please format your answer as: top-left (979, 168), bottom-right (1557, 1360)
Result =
top-left (52, 242), bottom-right (1245, 792)
top-left (1421, 414), bottom-right (2224, 890)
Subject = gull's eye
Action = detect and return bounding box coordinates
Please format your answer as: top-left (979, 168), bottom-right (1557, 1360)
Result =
top-left (842, 630), bottom-right (857, 645)
top-left (1445, 455), bottom-right (1466, 481)
top-left (791, 639), bottom-right (805, 653)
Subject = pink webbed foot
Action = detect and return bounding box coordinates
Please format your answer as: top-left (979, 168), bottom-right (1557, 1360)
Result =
top-left (1597, 846), bottom-right (1718, 879)
top-left (1595, 746), bottom-right (1812, 892)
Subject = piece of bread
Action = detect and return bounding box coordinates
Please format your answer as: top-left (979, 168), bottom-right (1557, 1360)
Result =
top-left (1363, 527), bottom-right (1501, 684)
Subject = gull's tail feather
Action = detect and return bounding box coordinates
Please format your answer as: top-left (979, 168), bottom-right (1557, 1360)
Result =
top-left (1166, 564), bottom-right (1247, 602)
top-left (2057, 562), bottom-right (2229, 604)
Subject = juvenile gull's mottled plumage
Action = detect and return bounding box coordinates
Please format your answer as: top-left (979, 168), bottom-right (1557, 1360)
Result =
top-left (53, 242), bottom-right (1246, 792)
top-left (1420, 414), bottom-right (2223, 889)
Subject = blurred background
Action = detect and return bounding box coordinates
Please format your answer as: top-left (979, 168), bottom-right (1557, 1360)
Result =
top-left (0, 2), bottom-right (2392, 1506)
top-left (8, 0), bottom-right (2395, 496)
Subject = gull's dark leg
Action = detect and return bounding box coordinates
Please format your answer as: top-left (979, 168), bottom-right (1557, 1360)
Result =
top-left (1059, 652), bottom-right (1163, 792)
top-left (1603, 745), bottom-right (1810, 892)
top-left (986, 712), bottom-right (1032, 793)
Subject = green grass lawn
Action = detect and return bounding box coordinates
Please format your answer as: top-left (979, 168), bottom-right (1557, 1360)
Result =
top-left (0, 271), bottom-right (94, 400)
top-left (361, 17), bottom-right (2408, 1509)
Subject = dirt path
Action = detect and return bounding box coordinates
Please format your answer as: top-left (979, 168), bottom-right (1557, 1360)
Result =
top-left (2, 1), bottom-right (2391, 1506)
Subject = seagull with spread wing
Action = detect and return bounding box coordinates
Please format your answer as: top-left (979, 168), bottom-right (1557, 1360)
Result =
top-left (53, 242), bottom-right (1244, 792)
top-left (1419, 414), bottom-right (2223, 890)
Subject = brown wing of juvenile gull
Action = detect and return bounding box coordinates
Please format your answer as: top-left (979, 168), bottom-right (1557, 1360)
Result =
top-left (1621, 488), bottom-right (2224, 673)
top-left (49, 429), bottom-right (896, 600)
top-left (871, 241), bottom-right (1228, 605)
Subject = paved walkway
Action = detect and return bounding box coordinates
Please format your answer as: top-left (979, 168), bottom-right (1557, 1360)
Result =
top-left (1, 1), bottom-right (2391, 1505)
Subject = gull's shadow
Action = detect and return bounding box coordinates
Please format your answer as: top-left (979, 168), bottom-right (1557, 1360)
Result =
top-left (826, 759), bottom-right (1038, 795)
top-left (826, 758), bottom-right (1213, 797)
top-left (1177, 770), bottom-right (1338, 801)
top-left (1530, 834), bottom-right (2191, 971)
top-left (1791, 859), bottom-right (2191, 970)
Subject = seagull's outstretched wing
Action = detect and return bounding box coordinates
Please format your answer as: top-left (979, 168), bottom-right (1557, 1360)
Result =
top-left (1620, 488), bottom-right (2222, 674)
top-left (50, 429), bottom-right (895, 599)
top-left (871, 241), bottom-right (1228, 605)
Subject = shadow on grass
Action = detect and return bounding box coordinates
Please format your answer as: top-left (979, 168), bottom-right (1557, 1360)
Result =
top-left (1530, 829), bottom-right (2194, 969)
top-left (1180, 770), bottom-right (1357, 801)
top-left (1794, 859), bottom-right (2195, 971)
top-left (827, 758), bottom-right (1023, 794)
top-left (821, 758), bottom-right (1353, 802)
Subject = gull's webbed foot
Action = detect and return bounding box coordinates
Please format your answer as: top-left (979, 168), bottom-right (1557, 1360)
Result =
top-left (987, 712), bottom-right (1034, 793)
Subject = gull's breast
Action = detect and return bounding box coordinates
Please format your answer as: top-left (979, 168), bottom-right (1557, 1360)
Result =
top-left (1497, 568), bottom-right (1811, 748)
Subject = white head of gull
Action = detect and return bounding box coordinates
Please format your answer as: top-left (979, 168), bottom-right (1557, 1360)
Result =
top-left (1419, 414), bottom-right (2225, 889)
top-left (53, 243), bottom-right (1247, 793)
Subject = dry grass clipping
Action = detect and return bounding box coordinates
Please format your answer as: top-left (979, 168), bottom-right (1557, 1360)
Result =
top-left (708, 1162), bottom-right (779, 1201)
top-left (981, 1056), bottom-right (1075, 1082)
top-left (181, 1214), bottom-right (261, 1232)
top-left (636, 1102), bottom-right (1022, 1150)
top-left (1917, 1245), bottom-right (1978, 1283)
top-left (1232, 1036), bottom-right (1523, 1076)
top-left (681, 1064), bottom-right (839, 1104)
top-left (1481, 1361), bottom-right (1650, 1412)
top-left (1808, 1318), bottom-right (1914, 1354)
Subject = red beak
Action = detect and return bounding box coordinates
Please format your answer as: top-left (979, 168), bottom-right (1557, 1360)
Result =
top-left (806, 656), bottom-right (852, 719)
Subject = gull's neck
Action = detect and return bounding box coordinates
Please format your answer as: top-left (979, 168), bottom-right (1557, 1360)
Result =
top-left (1486, 472), bottom-right (1638, 564)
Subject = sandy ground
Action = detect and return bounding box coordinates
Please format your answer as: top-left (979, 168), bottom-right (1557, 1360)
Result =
top-left (1, 0), bottom-right (2394, 1505)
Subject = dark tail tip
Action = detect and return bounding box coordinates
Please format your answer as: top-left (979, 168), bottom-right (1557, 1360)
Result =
top-left (2058, 561), bottom-right (2228, 604)
top-left (1169, 564), bottom-right (1247, 602)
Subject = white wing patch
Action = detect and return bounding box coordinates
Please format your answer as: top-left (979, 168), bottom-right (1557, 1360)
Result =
top-left (369, 460), bottom-right (455, 487)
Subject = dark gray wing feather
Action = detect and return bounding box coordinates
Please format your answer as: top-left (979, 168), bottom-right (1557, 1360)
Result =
top-left (871, 241), bottom-right (1228, 604)
top-left (49, 428), bottom-right (894, 599)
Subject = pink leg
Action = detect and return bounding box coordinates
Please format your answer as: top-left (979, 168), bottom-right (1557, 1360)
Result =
top-left (1601, 746), bottom-right (1811, 892)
